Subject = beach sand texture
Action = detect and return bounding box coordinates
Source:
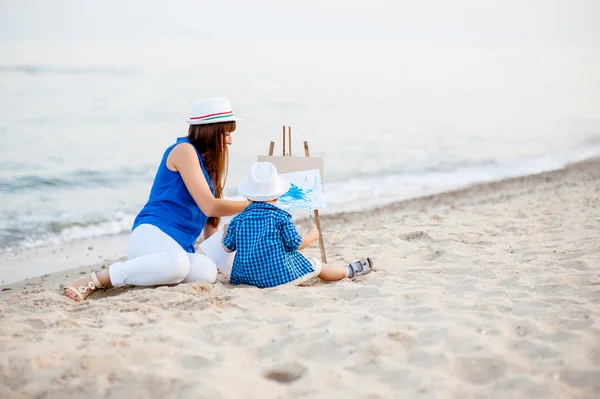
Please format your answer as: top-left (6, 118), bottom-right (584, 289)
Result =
top-left (1, 158), bottom-right (599, 398)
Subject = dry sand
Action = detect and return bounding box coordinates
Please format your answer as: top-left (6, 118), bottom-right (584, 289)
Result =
top-left (1, 158), bottom-right (599, 398)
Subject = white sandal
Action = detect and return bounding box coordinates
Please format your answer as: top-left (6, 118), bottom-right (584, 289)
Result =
top-left (64, 271), bottom-right (104, 301)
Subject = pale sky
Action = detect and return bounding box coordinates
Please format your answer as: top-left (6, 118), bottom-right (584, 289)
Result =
top-left (1, 0), bottom-right (599, 46)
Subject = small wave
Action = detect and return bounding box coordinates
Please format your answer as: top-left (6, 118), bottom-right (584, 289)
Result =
top-left (0, 175), bottom-right (73, 191)
top-left (0, 65), bottom-right (138, 76)
top-left (326, 157), bottom-right (501, 183)
top-left (580, 133), bottom-right (600, 147)
top-left (0, 167), bottom-right (154, 193)
top-left (1, 212), bottom-right (135, 253)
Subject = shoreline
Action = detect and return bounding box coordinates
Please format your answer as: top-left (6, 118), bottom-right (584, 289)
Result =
top-left (4, 149), bottom-right (599, 257)
top-left (1, 156), bottom-right (598, 287)
top-left (324, 156), bottom-right (600, 221)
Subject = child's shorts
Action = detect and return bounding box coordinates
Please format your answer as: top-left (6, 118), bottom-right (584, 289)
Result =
top-left (286, 258), bottom-right (322, 286)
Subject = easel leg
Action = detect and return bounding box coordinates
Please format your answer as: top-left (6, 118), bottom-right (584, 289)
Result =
top-left (303, 140), bottom-right (327, 264)
top-left (268, 141), bottom-right (275, 157)
top-left (312, 209), bottom-right (327, 264)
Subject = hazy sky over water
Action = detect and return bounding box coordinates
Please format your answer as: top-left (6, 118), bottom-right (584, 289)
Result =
top-left (1, 0), bottom-right (599, 46)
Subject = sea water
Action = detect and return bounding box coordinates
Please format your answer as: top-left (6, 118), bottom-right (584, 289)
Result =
top-left (1, 39), bottom-right (599, 252)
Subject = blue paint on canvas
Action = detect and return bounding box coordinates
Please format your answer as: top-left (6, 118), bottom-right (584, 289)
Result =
top-left (279, 183), bottom-right (312, 208)
top-left (277, 169), bottom-right (325, 211)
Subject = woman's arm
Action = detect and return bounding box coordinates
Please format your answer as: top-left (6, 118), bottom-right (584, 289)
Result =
top-left (167, 143), bottom-right (248, 217)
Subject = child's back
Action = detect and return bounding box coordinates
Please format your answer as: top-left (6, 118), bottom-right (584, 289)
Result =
top-left (223, 202), bottom-right (314, 288)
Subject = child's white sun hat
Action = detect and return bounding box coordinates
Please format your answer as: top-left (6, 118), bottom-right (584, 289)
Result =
top-left (238, 162), bottom-right (290, 201)
top-left (186, 97), bottom-right (242, 125)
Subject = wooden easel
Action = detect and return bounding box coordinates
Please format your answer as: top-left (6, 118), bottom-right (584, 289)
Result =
top-left (268, 126), bottom-right (328, 264)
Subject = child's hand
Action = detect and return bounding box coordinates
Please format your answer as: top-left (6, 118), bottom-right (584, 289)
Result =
top-left (298, 227), bottom-right (320, 250)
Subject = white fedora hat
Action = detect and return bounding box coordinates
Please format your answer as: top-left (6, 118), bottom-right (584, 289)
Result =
top-left (238, 162), bottom-right (290, 202)
top-left (186, 97), bottom-right (242, 125)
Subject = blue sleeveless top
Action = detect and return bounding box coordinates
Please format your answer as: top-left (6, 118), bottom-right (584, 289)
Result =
top-left (133, 137), bottom-right (215, 253)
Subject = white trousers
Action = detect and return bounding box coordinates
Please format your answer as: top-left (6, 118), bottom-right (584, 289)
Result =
top-left (109, 224), bottom-right (218, 287)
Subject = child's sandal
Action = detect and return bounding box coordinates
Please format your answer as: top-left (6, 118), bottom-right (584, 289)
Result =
top-left (348, 257), bottom-right (373, 278)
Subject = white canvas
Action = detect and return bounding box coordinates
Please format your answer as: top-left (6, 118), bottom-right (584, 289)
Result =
top-left (276, 169), bottom-right (326, 211)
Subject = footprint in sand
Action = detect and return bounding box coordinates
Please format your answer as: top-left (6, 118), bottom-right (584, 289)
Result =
top-left (263, 363), bottom-right (307, 384)
top-left (558, 369), bottom-right (600, 394)
top-left (24, 319), bottom-right (45, 329)
top-left (512, 321), bottom-right (540, 337)
top-left (491, 377), bottom-right (552, 398)
top-left (407, 349), bottom-right (448, 368)
top-left (399, 231), bottom-right (434, 243)
top-left (453, 356), bottom-right (506, 385)
top-left (509, 339), bottom-right (559, 360)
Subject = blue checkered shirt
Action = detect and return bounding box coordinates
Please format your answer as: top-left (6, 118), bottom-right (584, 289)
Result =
top-left (223, 202), bottom-right (315, 288)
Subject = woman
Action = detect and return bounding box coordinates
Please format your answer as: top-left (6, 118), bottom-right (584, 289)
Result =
top-left (64, 97), bottom-right (248, 301)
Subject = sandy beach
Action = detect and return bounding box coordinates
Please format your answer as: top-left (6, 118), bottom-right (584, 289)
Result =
top-left (1, 158), bottom-right (599, 399)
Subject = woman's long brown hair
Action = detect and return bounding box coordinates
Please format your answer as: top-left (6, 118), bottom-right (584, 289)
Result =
top-left (187, 121), bottom-right (236, 228)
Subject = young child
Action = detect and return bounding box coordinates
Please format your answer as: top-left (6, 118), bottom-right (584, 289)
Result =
top-left (222, 162), bottom-right (372, 288)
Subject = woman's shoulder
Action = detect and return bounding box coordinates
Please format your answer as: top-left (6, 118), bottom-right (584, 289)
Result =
top-left (164, 140), bottom-right (200, 172)
top-left (170, 140), bottom-right (195, 152)
top-left (168, 141), bottom-right (198, 160)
